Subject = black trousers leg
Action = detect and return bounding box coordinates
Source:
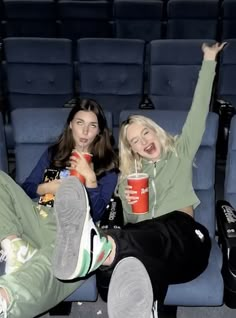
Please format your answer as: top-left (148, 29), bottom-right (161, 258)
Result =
top-left (97, 211), bottom-right (211, 303)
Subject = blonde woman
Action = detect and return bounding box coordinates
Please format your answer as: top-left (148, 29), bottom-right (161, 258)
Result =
top-left (52, 42), bottom-right (225, 318)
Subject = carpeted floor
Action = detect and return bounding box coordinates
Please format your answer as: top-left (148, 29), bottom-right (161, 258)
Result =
top-left (40, 296), bottom-right (236, 318)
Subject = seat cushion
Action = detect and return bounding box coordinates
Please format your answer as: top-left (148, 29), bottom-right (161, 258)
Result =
top-left (164, 240), bottom-right (223, 306)
top-left (65, 275), bottom-right (97, 302)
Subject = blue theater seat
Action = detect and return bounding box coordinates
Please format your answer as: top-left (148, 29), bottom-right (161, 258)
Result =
top-left (0, 112), bottom-right (8, 173)
top-left (2, 0), bottom-right (57, 37)
top-left (57, 0), bottom-right (112, 53)
top-left (11, 107), bottom-right (112, 307)
top-left (11, 107), bottom-right (112, 185)
top-left (166, 0), bottom-right (219, 40)
top-left (3, 37), bottom-right (74, 151)
top-left (113, 0), bottom-right (163, 42)
top-left (77, 38), bottom-right (145, 144)
top-left (218, 39), bottom-right (236, 110)
top-left (225, 115), bottom-right (236, 206)
top-left (221, 0), bottom-right (236, 40)
top-left (148, 39), bottom-right (215, 110)
top-left (4, 37), bottom-right (74, 110)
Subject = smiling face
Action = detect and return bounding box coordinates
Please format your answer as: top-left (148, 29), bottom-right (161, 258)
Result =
top-left (69, 110), bottom-right (99, 152)
top-left (126, 122), bottom-right (161, 161)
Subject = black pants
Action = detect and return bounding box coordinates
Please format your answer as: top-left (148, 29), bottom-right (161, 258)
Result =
top-left (97, 211), bottom-right (211, 303)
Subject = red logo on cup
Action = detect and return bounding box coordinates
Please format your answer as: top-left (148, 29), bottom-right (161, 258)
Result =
top-left (141, 187), bottom-right (148, 195)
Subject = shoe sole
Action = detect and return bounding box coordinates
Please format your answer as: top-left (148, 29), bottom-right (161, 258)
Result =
top-left (107, 257), bottom-right (153, 318)
top-left (52, 176), bottom-right (90, 280)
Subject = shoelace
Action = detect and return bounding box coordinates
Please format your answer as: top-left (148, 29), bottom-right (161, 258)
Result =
top-left (0, 294), bottom-right (7, 318)
top-left (151, 301), bottom-right (158, 318)
top-left (0, 250), bottom-right (6, 263)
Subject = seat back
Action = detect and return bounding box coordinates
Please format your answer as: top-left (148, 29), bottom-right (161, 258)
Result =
top-left (4, 37), bottom-right (74, 111)
top-left (221, 0), bottom-right (236, 40)
top-left (113, 0), bottom-right (163, 42)
top-left (148, 39), bottom-right (215, 110)
top-left (218, 39), bottom-right (236, 109)
top-left (0, 112), bottom-right (8, 173)
top-left (58, 0), bottom-right (112, 41)
top-left (3, 0), bottom-right (57, 37)
top-left (11, 108), bottom-right (113, 184)
top-left (120, 109), bottom-right (219, 237)
top-left (225, 115), bottom-right (236, 207)
top-left (166, 0), bottom-right (219, 39)
top-left (77, 38), bottom-right (145, 142)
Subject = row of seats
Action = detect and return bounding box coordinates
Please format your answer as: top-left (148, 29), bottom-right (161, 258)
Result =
top-left (0, 0), bottom-right (235, 41)
top-left (0, 106), bottom-right (225, 310)
top-left (1, 37), bottom-right (236, 149)
top-left (3, 37), bottom-right (236, 111)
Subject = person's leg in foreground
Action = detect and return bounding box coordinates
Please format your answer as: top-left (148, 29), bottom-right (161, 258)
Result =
top-left (107, 257), bottom-right (154, 318)
top-left (52, 176), bottom-right (154, 318)
top-left (53, 177), bottom-right (211, 318)
top-left (0, 171), bottom-right (85, 318)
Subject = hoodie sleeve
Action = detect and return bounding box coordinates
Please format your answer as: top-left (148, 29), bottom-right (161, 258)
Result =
top-left (177, 60), bottom-right (216, 158)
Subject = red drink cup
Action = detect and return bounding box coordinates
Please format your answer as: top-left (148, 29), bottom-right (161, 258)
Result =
top-left (70, 150), bottom-right (92, 184)
top-left (127, 173), bottom-right (149, 214)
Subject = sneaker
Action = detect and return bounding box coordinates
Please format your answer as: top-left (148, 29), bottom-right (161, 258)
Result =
top-left (52, 176), bottom-right (112, 280)
top-left (0, 238), bottom-right (37, 274)
top-left (107, 257), bottom-right (154, 318)
top-left (0, 294), bottom-right (7, 318)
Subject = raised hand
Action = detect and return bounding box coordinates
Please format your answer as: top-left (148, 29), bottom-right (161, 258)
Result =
top-left (202, 42), bottom-right (227, 61)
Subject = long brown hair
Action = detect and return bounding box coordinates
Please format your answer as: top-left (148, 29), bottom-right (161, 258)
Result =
top-left (49, 98), bottom-right (118, 175)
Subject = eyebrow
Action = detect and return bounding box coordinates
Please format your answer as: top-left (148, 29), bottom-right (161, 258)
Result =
top-left (129, 127), bottom-right (147, 143)
top-left (74, 118), bottom-right (98, 125)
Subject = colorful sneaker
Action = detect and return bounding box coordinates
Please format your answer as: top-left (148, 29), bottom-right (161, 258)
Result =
top-left (0, 238), bottom-right (37, 274)
top-left (52, 176), bottom-right (112, 280)
top-left (0, 294), bottom-right (7, 318)
top-left (107, 257), bottom-right (154, 318)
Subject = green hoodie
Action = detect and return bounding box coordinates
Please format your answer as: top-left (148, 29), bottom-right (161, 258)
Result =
top-left (118, 60), bottom-right (216, 225)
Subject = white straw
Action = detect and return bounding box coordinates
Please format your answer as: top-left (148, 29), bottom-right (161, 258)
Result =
top-left (135, 159), bottom-right (138, 176)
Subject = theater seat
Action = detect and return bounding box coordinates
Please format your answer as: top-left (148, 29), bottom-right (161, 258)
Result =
top-left (77, 38), bottom-right (145, 145)
top-left (0, 112), bottom-right (8, 173)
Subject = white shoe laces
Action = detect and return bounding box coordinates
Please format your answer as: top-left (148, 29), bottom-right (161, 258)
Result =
top-left (0, 250), bottom-right (6, 263)
top-left (151, 301), bottom-right (158, 318)
top-left (0, 250), bottom-right (8, 318)
top-left (0, 294), bottom-right (7, 318)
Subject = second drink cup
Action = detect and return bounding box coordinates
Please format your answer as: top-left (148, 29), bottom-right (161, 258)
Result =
top-left (70, 150), bottom-right (93, 184)
top-left (127, 173), bottom-right (149, 214)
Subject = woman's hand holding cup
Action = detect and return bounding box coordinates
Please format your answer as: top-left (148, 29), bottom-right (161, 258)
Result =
top-left (69, 149), bottom-right (93, 184)
top-left (125, 185), bottom-right (139, 205)
top-left (127, 173), bottom-right (149, 214)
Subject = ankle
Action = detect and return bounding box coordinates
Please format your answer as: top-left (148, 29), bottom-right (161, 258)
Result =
top-left (1, 237), bottom-right (20, 252)
top-left (1, 235), bottom-right (18, 246)
top-left (4, 235), bottom-right (18, 241)
top-left (103, 236), bottom-right (116, 266)
top-left (0, 288), bottom-right (10, 306)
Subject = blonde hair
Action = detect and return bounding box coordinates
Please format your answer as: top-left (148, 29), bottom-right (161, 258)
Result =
top-left (119, 115), bottom-right (177, 178)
